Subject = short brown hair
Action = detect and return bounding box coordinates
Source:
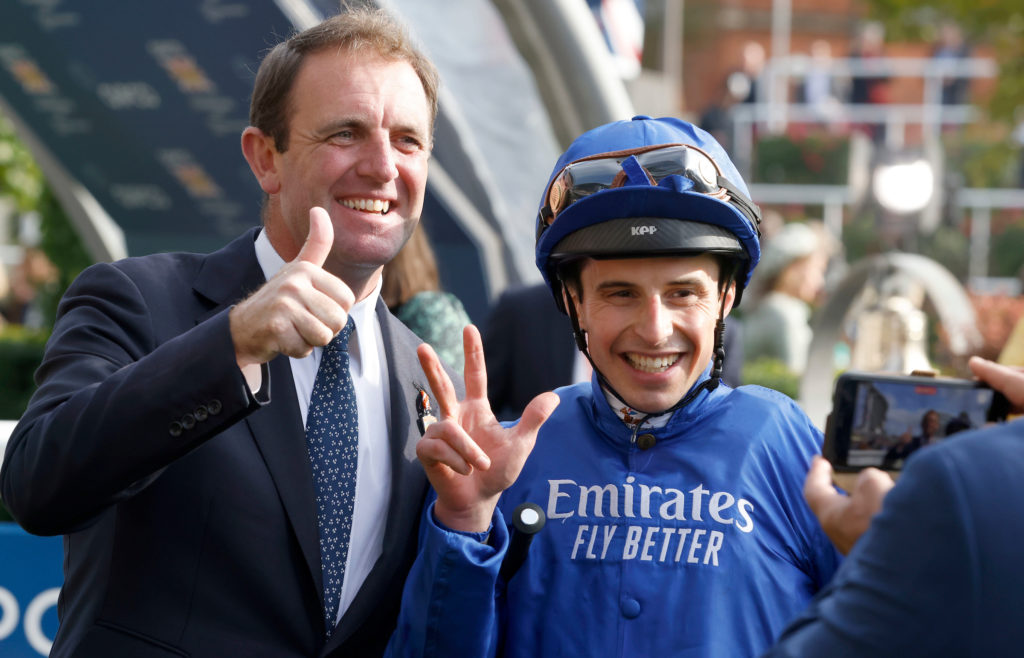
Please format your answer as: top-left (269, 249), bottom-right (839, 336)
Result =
top-left (249, 5), bottom-right (440, 152)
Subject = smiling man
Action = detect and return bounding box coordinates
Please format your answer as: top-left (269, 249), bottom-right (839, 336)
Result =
top-left (387, 116), bottom-right (841, 657)
top-left (1, 8), bottom-right (454, 657)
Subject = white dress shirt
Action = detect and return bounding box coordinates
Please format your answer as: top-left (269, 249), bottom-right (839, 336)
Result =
top-left (253, 229), bottom-right (393, 625)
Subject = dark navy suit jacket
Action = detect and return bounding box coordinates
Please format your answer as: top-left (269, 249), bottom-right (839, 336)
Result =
top-left (767, 420), bottom-right (1024, 656)
top-left (1, 228), bottom-right (443, 657)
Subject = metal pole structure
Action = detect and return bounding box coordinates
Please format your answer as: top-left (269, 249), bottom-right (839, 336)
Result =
top-left (490, 0), bottom-right (635, 148)
top-left (969, 205), bottom-right (991, 283)
top-left (769, 0), bottom-right (791, 133)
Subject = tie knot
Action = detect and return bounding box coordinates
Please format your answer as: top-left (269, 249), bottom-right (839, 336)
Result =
top-left (328, 317), bottom-right (355, 353)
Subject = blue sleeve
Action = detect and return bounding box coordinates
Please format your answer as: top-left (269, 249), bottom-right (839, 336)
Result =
top-left (765, 445), bottom-right (971, 657)
top-left (385, 501), bottom-right (509, 658)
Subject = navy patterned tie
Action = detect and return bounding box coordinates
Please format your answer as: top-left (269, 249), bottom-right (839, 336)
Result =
top-left (305, 317), bottom-right (358, 636)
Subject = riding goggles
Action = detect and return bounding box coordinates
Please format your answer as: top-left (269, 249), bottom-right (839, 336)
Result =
top-left (537, 143), bottom-right (761, 234)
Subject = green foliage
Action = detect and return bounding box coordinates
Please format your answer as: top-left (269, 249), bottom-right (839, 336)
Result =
top-left (944, 133), bottom-right (1019, 189)
top-left (0, 114), bottom-right (92, 328)
top-left (741, 357), bottom-right (801, 400)
top-left (919, 226), bottom-right (970, 280)
top-left (0, 113), bottom-right (91, 441)
top-left (989, 221), bottom-right (1024, 278)
top-left (36, 186), bottom-right (91, 325)
top-left (754, 134), bottom-right (850, 185)
top-left (841, 212), bottom-right (882, 263)
top-left (0, 325), bottom-right (48, 419)
top-left (0, 116), bottom-right (44, 219)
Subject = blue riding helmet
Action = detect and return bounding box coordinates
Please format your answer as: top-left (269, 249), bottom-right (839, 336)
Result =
top-left (535, 115), bottom-right (762, 311)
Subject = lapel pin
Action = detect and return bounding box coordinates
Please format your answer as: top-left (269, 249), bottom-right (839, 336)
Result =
top-left (415, 387), bottom-right (437, 436)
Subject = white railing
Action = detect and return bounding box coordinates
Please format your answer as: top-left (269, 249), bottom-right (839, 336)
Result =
top-left (729, 55), bottom-right (999, 176)
top-left (748, 183), bottom-right (1024, 281)
top-left (730, 54), bottom-right (1019, 280)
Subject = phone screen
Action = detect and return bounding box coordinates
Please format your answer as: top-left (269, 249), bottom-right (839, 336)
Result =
top-left (826, 373), bottom-right (1009, 471)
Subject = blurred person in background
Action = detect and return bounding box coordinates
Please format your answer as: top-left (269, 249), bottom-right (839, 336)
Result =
top-left (800, 40), bottom-right (845, 126)
top-left (931, 20), bottom-right (971, 107)
top-left (848, 21), bottom-right (890, 142)
top-left (767, 356), bottom-right (1024, 656)
top-left (382, 223), bottom-right (471, 374)
top-left (7, 246), bottom-right (58, 329)
top-left (729, 41), bottom-right (767, 105)
top-left (742, 221), bottom-right (832, 375)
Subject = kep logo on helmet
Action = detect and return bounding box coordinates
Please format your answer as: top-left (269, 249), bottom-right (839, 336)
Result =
top-left (534, 115), bottom-right (762, 311)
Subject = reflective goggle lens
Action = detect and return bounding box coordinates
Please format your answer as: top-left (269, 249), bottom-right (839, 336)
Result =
top-left (542, 144), bottom-right (725, 226)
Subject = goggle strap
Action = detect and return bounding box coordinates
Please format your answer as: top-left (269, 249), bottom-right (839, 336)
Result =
top-left (620, 155), bottom-right (656, 187)
top-left (717, 175), bottom-right (762, 238)
top-left (562, 278), bottom-right (656, 415)
top-left (562, 282), bottom-right (589, 354)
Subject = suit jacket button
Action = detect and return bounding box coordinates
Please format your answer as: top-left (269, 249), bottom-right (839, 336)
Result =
top-left (194, 405), bottom-right (209, 422)
top-left (169, 421), bottom-right (183, 437)
top-left (637, 433), bottom-right (656, 450)
top-left (181, 413), bottom-right (196, 430)
top-left (207, 399), bottom-right (222, 415)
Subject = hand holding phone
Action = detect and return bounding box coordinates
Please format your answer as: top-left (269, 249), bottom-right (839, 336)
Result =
top-left (803, 456), bottom-right (894, 554)
top-left (824, 371), bottom-right (1010, 472)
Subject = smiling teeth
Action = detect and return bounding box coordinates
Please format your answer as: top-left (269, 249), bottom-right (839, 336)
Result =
top-left (626, 354), bottom-right (678, 373)
top-left (343, 199), bottom-right (389, 214)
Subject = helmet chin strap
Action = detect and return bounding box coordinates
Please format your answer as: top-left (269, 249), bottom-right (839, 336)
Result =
top-left (563, 282), bottom-right (732, 420)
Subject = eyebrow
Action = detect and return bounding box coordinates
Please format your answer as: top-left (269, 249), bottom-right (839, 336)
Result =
top-left (595, 275), bottom-right (710, 290)
top-left (317, 117), bottom-right (363, 135)
top-left (317, 116), bottom-right (428, 141)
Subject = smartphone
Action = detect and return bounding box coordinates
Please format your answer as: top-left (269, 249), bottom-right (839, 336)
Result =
top-left (824, 371), bottom-right (1011, 472)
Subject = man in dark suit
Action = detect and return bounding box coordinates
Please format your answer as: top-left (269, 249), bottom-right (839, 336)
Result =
top-left (0, 9), bottom-right (452, 657)
top-left (484, 282), bottom-right (745, 420)
top-left (766, 356), bottom-right (1024, 656)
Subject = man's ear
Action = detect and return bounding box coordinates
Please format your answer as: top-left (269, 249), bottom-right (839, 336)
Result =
top-left (241, 126), bottom-right (281, 195)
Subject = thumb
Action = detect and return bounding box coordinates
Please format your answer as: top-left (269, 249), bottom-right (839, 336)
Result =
top-left (803, 455), bottom-right (839, 515)
top-left (969, 356), bottom-right (1024, 409)
top-left (517, 392), bottom-right (560, 438)
top-left (296, 207), bottom-right (334, 267)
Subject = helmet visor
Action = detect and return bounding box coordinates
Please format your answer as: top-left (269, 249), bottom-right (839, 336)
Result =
top-left (540, 143), bottom-right (731, 228)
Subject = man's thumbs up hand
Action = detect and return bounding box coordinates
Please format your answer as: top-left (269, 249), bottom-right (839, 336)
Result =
top-left (230, 207), bottom-right (355, 370)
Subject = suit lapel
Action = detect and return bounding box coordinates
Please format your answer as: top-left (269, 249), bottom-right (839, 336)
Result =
top-left (378, 302), bottom-right (430, 543)
top-left (246, 357), bottom-right (323, 589)
top-left (192, 228), bottom-right (324, 596)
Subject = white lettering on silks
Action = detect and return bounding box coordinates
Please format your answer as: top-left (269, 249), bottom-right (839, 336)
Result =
top-left (547, 478), bottom-right (754, 567)
top-left (547, 478), bottom-right (754, 530)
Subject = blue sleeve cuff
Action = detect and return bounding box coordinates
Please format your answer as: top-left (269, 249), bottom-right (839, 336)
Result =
top-left (425, 501), bottom-right (508, 558)
top-left (430, 507), bottom-right (493, 544)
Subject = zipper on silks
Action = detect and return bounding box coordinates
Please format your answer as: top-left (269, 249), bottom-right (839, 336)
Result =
top-left (629, 416), bottom-right (650, 445)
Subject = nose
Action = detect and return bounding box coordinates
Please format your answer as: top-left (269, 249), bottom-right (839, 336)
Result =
top-left (357, 132), bottom-right (399, 182)
top-left (634, 295), bottom-right (674, 345)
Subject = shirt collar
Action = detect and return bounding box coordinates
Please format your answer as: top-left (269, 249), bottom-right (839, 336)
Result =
top-left (601, 388), bottom-right (673, 430)
top-left (596, 360), bottom-right (717, 431)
